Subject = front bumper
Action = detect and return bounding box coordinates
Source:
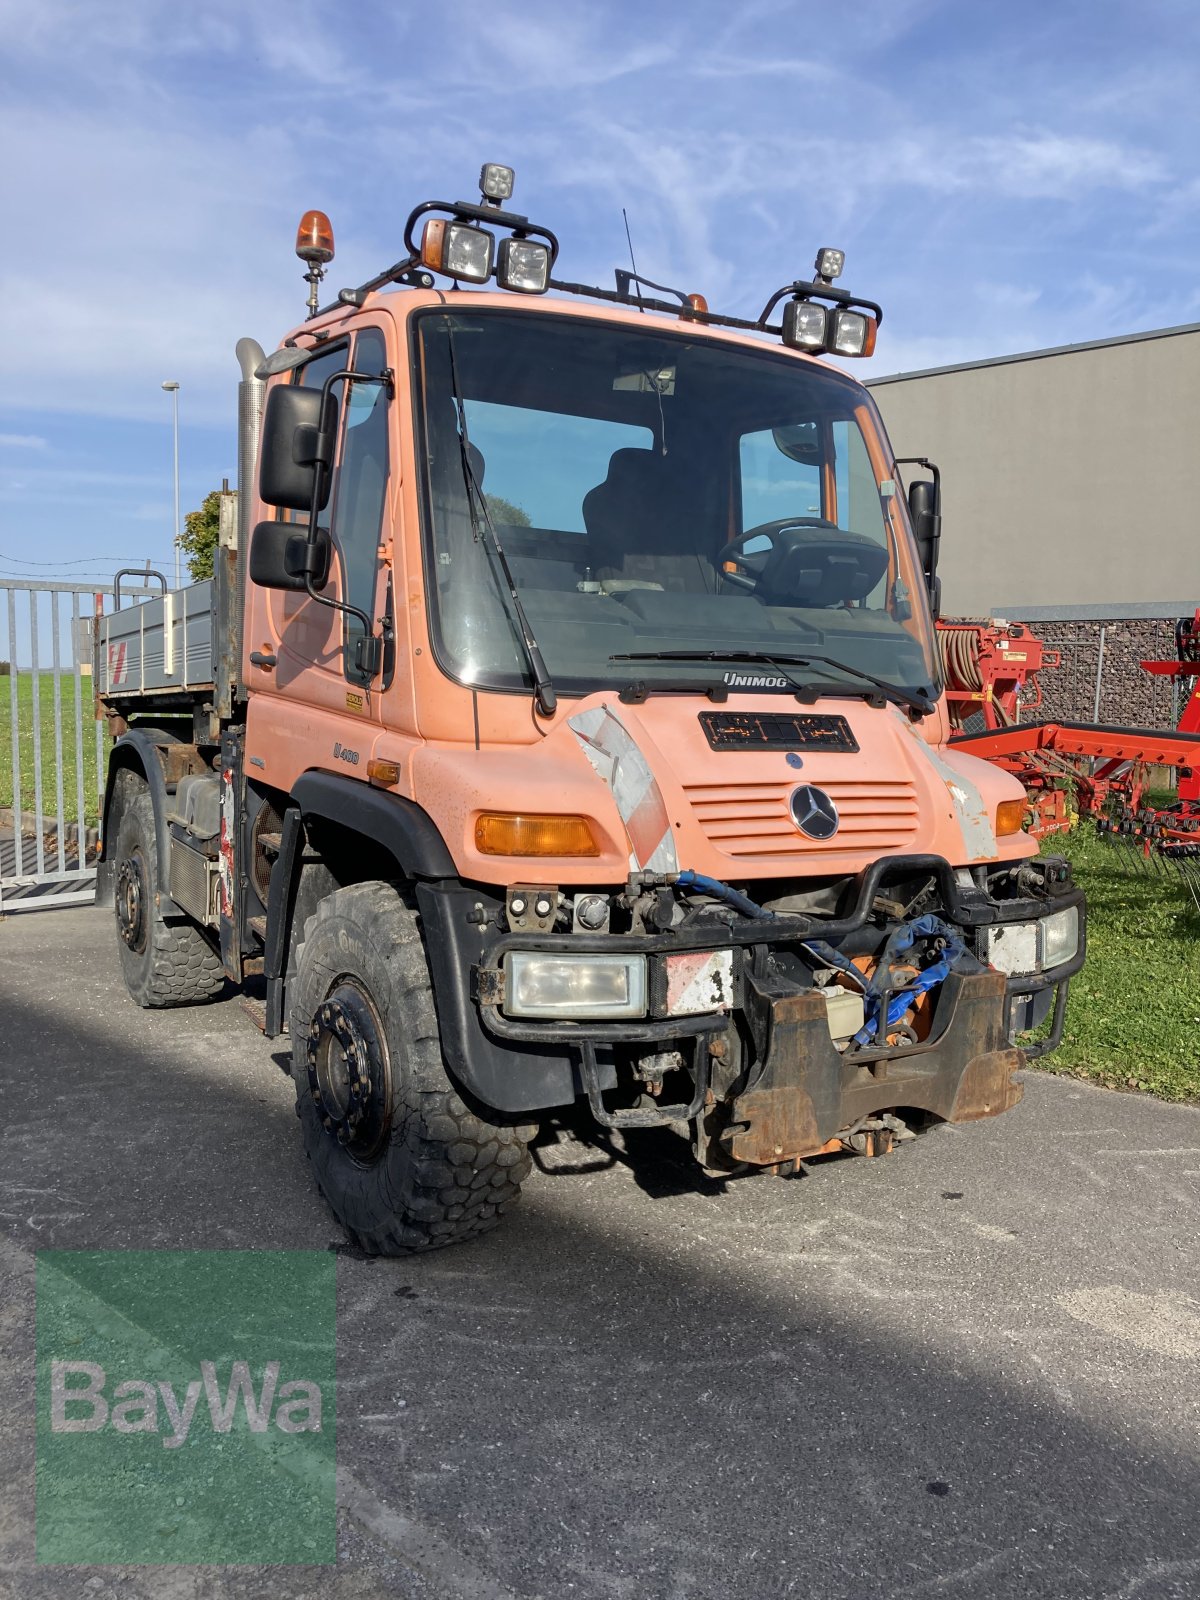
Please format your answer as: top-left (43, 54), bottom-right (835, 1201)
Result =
top-left (417, 855), bottom-right (1085, 1122)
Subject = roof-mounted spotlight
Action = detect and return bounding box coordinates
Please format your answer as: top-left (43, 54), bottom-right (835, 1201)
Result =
top-left (496, 235), bottom-right (551, 294)
top-left (781, 298), bottom-right (828, 351)
top-left (480, 163), bottom-right (515, 205)
top-left (829, 307), bottom-right (877, 358)
top-left (420, 217), bottom-right (496, 283)
top-left (814, 247), bottom-right (844, 284)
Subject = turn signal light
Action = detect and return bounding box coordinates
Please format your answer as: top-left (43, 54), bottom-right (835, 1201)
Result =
top-left (295, 210), bottom-right (335, 264)
top-left (996, 798), bottom-right (1026, 836)
top-left (475, 813), bottom-right (600, 857)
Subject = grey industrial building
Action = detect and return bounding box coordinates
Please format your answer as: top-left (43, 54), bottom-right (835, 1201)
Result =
top-left (868, 323), bottom-right (1200, 727)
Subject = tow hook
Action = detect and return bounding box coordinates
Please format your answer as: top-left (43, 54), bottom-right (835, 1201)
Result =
top-left (841, 1113), bottom-right (915, 1157)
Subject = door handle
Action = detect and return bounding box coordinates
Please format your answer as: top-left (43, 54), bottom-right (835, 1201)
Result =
top-left (250, 650), bottom-right (278, 671)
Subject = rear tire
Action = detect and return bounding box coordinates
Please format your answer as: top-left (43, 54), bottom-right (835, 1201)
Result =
top-left (110, 769), bottom-right (225, 1008)
top-left (289, 881), bottom-right (534, 1254)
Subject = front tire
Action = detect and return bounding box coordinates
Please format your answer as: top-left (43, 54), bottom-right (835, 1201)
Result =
top-left (110, 769), bottom-right (225, 1008)
top-left (288, 881), bottom-right (534, 1254)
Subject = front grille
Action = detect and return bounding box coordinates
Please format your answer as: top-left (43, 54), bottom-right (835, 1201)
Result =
top-left (684, 778), bottom-right (920, 858)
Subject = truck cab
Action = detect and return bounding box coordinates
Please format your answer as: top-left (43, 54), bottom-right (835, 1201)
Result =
top-left (96, 166), bottom-right (1085, 1253)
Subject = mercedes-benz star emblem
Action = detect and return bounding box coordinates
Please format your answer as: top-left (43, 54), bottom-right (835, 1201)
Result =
top-left (790, 784), bottom-right (840, 840)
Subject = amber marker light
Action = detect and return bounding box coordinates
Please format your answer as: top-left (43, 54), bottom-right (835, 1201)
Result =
top-left (420, 218), bottom-right (448, 272)
top-left (367, 758), bottom-right (401, 787)
top-left (295, 210), bottom-right (335, 264)
top-left (475, 813), bottom-right (600, 857)
top-left (996, 799), bottom-right (1026, 836)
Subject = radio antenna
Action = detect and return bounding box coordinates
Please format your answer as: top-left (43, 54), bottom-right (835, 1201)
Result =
top-left (622, 207), bottom-right (645, 314)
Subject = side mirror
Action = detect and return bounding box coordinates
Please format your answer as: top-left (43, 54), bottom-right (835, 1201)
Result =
top-left (907, 477), bottom-right (942, 619)
top-left (248, 521), bottom-right (332, 592)
top-left (259, 384), bottom-right (339, 512)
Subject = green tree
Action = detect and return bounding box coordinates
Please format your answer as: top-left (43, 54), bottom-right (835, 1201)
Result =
top-left (178, 489), bottom-right (222, 582)
top-left (484, 494), bottom-right (531, 527)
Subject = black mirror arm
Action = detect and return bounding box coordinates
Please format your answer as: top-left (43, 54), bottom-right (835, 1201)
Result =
top-left (893, 457), bottom-right (940, 503)
top-left (298, 367), bottom-right (393, 678)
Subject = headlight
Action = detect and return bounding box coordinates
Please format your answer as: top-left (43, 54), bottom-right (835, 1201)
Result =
top-left (505, 952), bottom-right (647, 1019)
top-left (496, 236), bottom-right (551, 294)
top-left (420, 218), bottom-right (495, 283)
top-left (983, 905), bottom-right (1080, 976)
top-left (782, 299), bottom-right (827, 351)
top-left (1041, 904), bottom-right (1080, 967)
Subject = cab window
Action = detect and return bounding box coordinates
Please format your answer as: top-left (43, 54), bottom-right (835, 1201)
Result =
top-left (332, 328), bottom-right (389, 682)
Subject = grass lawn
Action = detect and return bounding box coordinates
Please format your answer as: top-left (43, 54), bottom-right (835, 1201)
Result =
top-left (0, 670), bottom-right (110, 829)
top-left (1040, 820), bottom-right (1200, 1104)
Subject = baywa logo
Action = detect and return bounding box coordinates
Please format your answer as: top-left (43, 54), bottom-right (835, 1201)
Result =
top-left (37, 1251), bottom-right (336, 1566)
top-left (50, 1357), bottom-right (322, 1449)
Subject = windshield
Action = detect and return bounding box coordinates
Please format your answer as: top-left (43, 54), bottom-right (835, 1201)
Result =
top-left (415, 309), bottom-right (938, 700)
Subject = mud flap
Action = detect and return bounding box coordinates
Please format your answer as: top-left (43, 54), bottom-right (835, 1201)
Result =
top-left (723, 969), bottom-right (1022, 1167)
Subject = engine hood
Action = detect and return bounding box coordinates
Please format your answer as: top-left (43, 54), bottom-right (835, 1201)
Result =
top-left (406, 691), bottom-right (1033, 887)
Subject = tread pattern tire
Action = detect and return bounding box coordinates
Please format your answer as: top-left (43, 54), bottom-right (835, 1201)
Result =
top-left (111, 769), bottom-right (226, 1009)
top-left (289, 881), bottom-right (534, 1255)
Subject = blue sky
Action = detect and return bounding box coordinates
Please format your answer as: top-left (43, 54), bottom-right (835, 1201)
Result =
top-left (2, 0), bottom-right (1198, 583)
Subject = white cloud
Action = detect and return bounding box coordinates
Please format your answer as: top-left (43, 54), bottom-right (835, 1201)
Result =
top-left (0, 434), bottom-right (49, 449)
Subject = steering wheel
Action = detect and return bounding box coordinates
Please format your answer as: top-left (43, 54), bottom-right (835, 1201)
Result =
top-left (718, 518), bottom-right (841, 591)
top-left (718, 517), bottom-right (890, 606)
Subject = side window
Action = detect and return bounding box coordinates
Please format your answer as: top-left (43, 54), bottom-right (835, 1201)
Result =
top-left (739, 427), bottom-right (823, 545)
top-left (332, 328), bottom-right (390, 682)
top-left (832, 420), bottom-right (886, 545)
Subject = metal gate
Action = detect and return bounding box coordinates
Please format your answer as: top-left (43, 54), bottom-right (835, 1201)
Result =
top-left (1, 580), bottom-right (107, 914)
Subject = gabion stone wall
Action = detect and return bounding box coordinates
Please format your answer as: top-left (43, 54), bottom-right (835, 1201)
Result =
top-left (1017, 617), bottom-right (1185, 729)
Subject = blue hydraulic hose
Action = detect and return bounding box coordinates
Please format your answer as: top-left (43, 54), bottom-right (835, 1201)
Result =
top-left (671, 873), bottom-right (967, 1047)
top-left (851, 916), bottom-right (969, 1046)
top-left (674, 870), bottom-right (776, 921)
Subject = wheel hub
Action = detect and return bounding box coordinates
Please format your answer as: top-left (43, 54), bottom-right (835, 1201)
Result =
top-left (115, 854), bottom-right (147, 953)
top-left (305, 983), bottom-right (389, 1155)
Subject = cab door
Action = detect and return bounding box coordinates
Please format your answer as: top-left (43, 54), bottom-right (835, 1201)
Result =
top-left (247, 324), bottom-right (393, 718)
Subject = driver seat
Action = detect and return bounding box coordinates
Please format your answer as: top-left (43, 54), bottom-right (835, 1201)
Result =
top-left (583, 449), bottom-right (715, 593)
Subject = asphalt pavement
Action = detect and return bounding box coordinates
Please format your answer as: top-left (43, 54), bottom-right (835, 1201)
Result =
top-left (2, 906), bottom-right (1199, 1599)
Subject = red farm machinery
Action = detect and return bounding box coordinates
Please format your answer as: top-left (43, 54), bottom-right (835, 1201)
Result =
top-left (937, 613), bottom-right (1200, 901)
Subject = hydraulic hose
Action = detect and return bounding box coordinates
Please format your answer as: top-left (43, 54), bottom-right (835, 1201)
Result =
top-left (851, 914), bottom-right (970, 1046)
top-left (672, 872), bottom-right (971, 1047)
top-left (674, 870), bottom-right (776, 921)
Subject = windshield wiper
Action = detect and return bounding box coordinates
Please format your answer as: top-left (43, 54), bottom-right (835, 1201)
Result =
top-left (608, 649), bottom-right (934, 716)
top-left (445, 328), bottom-right (556, 717)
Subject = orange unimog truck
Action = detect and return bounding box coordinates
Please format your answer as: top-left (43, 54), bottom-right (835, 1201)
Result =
top-left (95, 164), bottom-right (1085, 1254)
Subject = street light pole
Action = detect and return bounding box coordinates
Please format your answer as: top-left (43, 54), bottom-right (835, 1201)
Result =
top-left (162, 380), bottom-right (181, 588)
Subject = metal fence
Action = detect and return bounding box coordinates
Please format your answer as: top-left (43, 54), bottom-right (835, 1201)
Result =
top-left (1, 581), bottom-right (107, 914)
